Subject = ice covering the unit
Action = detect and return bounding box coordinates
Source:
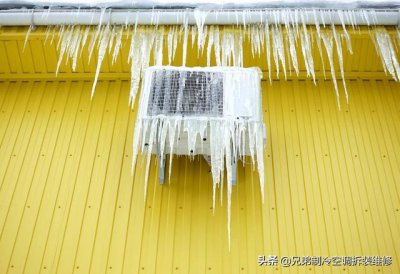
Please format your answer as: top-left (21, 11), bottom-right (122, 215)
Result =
top-left (0, 0), bottom-right (399, 9)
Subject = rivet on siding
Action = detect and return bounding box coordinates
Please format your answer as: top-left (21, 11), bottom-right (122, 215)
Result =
top-left (333, 207), bottom-right (336, 211)
top-left (271, 207), bottom-right (275, 210)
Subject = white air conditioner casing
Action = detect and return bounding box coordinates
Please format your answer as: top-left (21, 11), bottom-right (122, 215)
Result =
top-left (136, 66), bottom-right (265, 156)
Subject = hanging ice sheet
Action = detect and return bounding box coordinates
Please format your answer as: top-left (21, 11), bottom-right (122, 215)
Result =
top-left (132, 66), bottom-right (266, 248)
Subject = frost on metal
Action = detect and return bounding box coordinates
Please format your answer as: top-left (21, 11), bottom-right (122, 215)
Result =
top-left (131, 66), bottom-right (266, 248)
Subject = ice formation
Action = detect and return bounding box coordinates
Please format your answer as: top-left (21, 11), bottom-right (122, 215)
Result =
top-left (372, 28), bottom-right (400, 81)
top-left (131, 66), bottom-right (265, 249)
top-left (28, 7), bottom-right (400, 246)
top-left (46, 9), bottom-right (400, 108)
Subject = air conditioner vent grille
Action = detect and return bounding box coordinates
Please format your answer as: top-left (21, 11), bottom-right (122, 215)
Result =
top-left (147, 69), bottom-right (224, 116)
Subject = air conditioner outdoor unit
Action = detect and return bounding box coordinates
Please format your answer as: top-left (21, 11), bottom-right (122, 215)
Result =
top-left (131, 65), bottom-right (266, 202)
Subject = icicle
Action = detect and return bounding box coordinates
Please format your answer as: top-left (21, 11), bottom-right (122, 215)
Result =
top-left (70, 26), bottom-right (82, 71)
top-left (172, 27), bottom-right (178, 61)
top-left (23, 25), bottom-right (33, 52)
top-left (108, 25), bottom-right (116, 55)
top-left (373, 28), bottom-right (400, 81)
top-left (300, 13), bottom-right (316, 83)
top-left (271, 24), bottom-right (286, 79)
top-left (128, 27), bottom-right (155, 107)
top-left (56, 25), bottom-right (74, 75)
top-left (154, 26), bottom-right (164, 66)
top-left (91, 24), bottom-right (111, 99)
top-left (167, 26), bottom-right (177, 65)
top-left (221, 28), bottom-right (241, 66)
top-left (112, 26), bottom-right (123, 64)
top-left (332, 24), bottom-right (348, 103)
top-left (144, 119), bottom-right (158, 199)
top-left (264, 19), bottom-right (272, 84)
top-left (194, 10), bottom-right (208, 55)
top-left (286, 24), bottom-right (299, 76)
top-left (50, 25), bottom-right (58, 45)
top-left (313, 9), bottom-right (327, 79)
top-left (44, 25), bottom-right (52, 45)
top-left (88, 7), bottom-right (107, 63)
top-left (182, 12), bottom-right (189, 66)
top-left (214, 26), bottom-right (221, 66)
top-left (321, 31), bottom-right (341, 109)
top-left (191, 25), bottom-right (197, 48)
top-left (207, 26), bottom-right (215, 66)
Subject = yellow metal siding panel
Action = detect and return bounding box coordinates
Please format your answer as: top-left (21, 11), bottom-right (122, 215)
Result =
top-left (0, 79), bottom-right (398, 273)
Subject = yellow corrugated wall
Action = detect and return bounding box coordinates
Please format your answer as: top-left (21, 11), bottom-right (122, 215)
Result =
top-left (0, 27), bottom-right (399, 274)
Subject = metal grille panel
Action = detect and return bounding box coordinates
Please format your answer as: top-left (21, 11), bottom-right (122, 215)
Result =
top-left (147, 69), bottom-right (224, 116)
